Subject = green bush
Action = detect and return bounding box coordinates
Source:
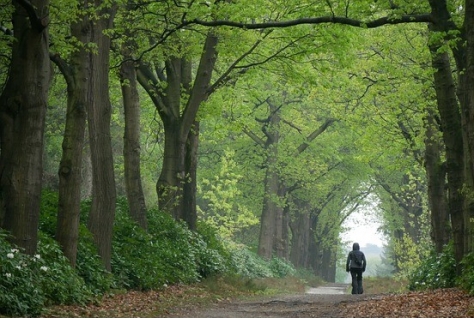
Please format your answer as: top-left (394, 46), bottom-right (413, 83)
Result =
top-left (408, 243), bottom-right (456, 291)
top-left (195, 222), bottom-right (231, 277)
top-left (39, 190), bottom-right (113, 295)
top-left (75, 228), bottom-right (114, 295)
top-left (458, 252), bottom-right (474, 295)
top-left (229, 247), bottom-right (273, 278)
top-left (0, 231), bottom-right (93, 317)
top-left (36, 233), bottom-right (93, 305)
top-left (0, 231), bottom-right (45, 317)
top-left (269, 257), bottom-right (296, 278)
top-left (111, 205), bottom-right (230, 290)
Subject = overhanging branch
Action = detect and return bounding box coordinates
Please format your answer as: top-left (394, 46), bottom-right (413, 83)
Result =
top-left (187, 14), bottom-right (433, 30)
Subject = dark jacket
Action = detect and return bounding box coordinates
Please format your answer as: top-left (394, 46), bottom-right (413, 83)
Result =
top-left (346, 242), bottom-right (366, 272)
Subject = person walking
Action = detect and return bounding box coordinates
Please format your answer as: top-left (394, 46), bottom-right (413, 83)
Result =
top-left (346, 242), bottom-right (366, 294)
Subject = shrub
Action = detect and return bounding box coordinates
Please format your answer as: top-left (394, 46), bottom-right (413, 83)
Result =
top-left (228, 247), bottom-right (273, 278)
top-left (111, 206), bottom-right (230, 290)
top-left (195, 222), bottom-right (231, 277)
top-left (36, 233), bottom-right (93, 305)
top-left (39, 190), bottom-right (113, 295)
top-left (458, 252), bottom-right (474, 295)
top-left (75, 228), bottom-right (114, 295)
top-left (269, 257), bottom-right (295, 278)
top-left (0, 231), bottom-right (45, 317)
top-left (408, 243), bottom-right (456, 291)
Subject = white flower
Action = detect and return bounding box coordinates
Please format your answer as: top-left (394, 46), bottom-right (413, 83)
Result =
top-left (6, 253), bottom-right (14, 259)
top-left (34, 254), bottom-right (41, 260)
top-left (10, 249), bottom-right (19, 253)
top-left (163, 283), bottom-right (168, 288)
top-left (15, 265), bottom-right (22, 270)
top-left (4, 273), bottom-right (11, 278)
top-left (40, 266), bottom-right (48, 271)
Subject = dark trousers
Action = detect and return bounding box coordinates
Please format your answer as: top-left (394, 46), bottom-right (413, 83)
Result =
top-left (350, 268), bottom-right (363, 294)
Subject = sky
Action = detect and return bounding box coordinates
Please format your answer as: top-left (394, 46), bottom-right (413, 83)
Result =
top-left (341, 206), bottom-right (386, 248)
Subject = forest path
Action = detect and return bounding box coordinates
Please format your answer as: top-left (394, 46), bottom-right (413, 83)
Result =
top-left (169, 283), bottom-right (366, 318)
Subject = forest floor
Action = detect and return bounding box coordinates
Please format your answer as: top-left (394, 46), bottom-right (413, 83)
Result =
top-left (43, 278), bottom-right (474, 318)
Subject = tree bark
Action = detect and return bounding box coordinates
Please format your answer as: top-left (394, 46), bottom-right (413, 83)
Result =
top-left (183, 121), bottom-right (199, 230)
top-left (426, 1), bottom-right (468, 267)
top-left (423, 107), bottom-right (450, 253)
top-left (258, 161), bottom-right (279, 259)
top-left (120, 41), bottom-right (147, 230)
top-left (86, 1), bottom-right (117, 271)
top-left (289, 201), bottom-right (310, 267)
top-left (0, 0), bottom-right (51, 254)
top-left (52, 15), bottom-right (90, 266)
top-left (462, 0), bottom-right (474, 254)
top-left (137, 32), bottom-right (218, 229)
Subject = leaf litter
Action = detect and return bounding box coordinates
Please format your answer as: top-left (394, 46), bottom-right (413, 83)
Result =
top-left (43, 286), bottom-right (474, 317)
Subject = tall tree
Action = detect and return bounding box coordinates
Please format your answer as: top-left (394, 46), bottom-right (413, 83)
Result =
top-left (137, 31), bottom-right (219, 229)
top-left (118, 29), bottom-right (148, 230)
top-left (86, 0), bottom-right (117, 271)
top-left (50, 7), bottom-right (91, 265)
top-left (0, 0), bottom-right (51, 254)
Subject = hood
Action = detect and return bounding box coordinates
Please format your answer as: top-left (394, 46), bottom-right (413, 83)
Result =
top-left (352, 242), bottom-right (360, 251)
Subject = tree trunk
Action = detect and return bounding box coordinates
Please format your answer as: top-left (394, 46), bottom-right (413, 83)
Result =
top-left (53, 16), bottom-right (90, 266)
top-left (462, 0), bottom-right (474, 255)
top-left (137, 33), bottom-right (218, 229)
top-left (183, 121), bottom-right (199, 230)
top-left (281, 202), bottom-right (290, 259)
top-left (289, 205), bottom-right (310, 267)
top-left (0, 0), bottom-right (51, 254)
top-left (120, 42), bottom-right (147, 230)
top-left (86, 2), bottom-right (117, 271)
top-left (428, 29), bottom-right (465, 265)
top-left (258, 164), bottom-right (279, 259)
top-left (308, 213), bottom-right (322, 275)
top-left (423, 106), bottom-right (450, 253)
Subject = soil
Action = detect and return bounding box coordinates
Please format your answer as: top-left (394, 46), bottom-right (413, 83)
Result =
top-left (168, 283), bottom-right (366, 318)
top-left (170, 293), bottom-right (366, 318)
top-left (43, 282), bottom-right (474, 317)
top-left (167, 284), bottom-right (474, 318)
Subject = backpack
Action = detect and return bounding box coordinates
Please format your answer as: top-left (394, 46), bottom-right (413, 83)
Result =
top-left (352, 251), bottom-right (363, 267)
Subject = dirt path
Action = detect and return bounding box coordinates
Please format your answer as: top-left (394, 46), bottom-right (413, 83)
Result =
top-left (169, 283), bottom-right (368, 318)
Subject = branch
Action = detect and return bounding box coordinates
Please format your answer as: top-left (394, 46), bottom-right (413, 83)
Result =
top-left (14, 0), bottom-right (48, 32)
top-left (243, 126), bottom-right (265, 147)
top-left (188, 14), bottom-right (433, 30)
top-left (297, 118), bottom-right (336, 154)
top-left (49, 53), bottom-right (73, 88)
top-left (207, 31), bottom-right (272, 95)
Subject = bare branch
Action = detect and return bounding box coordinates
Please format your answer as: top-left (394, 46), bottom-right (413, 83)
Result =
top-left (187, 14), bottom-right (433, 30)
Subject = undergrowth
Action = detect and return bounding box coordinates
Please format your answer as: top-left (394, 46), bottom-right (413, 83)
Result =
top-left (0, 191), bottom-right (303, 317)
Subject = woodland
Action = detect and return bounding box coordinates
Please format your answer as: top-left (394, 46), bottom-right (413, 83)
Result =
top-left (1, 0), bottom-right (474, 316)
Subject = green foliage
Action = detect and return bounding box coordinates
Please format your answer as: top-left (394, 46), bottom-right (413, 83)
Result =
top-left (229, 248), bottom-right (273, 278)
top-left (35, 233), bottom-right (93, 305)
top-left (75, 229), bottom-right (114, 295)
top-left (269, 257), bottom-right (296, 278)
top-left (408, 243), bottom-right (456, 291)
top-left (0, 231), bottom-right (45, 317)
top-left (111, 202), bottom-right (229, 290)
top-left (0, 230), bottom-right (93, 317)
top-left (39, 190), bottom-right (113, 295)
top-left (393, 233), bottom-right (428, 278)
top-left (198, 149), bottom-right (259, 240)
top-left (458, 252), bottom-right (474, 295)
top-left (227, 245), bottom-right (295, 278)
